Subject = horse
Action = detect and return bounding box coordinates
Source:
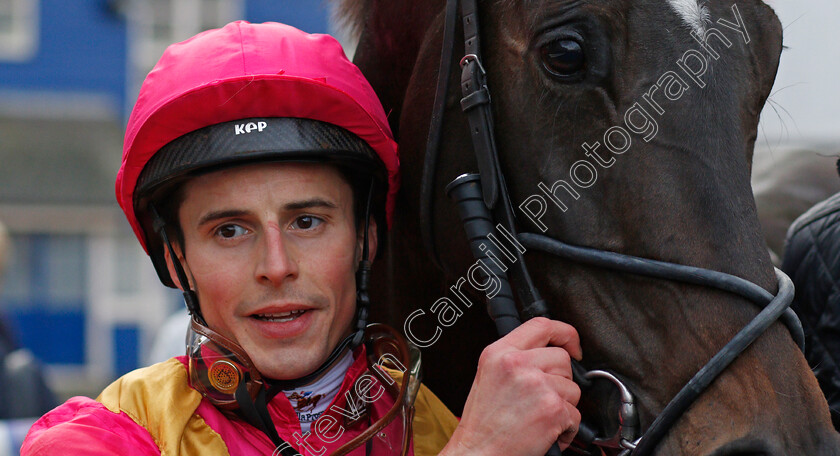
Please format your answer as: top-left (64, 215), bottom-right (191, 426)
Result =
top-left (335, 0), bottom-right (840, 453)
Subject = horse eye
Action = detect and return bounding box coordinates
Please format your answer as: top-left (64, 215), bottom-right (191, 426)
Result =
top-left (540, 39), bottom-right (585, 79)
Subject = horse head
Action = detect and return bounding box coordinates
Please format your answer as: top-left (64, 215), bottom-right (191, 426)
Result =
top-left (340, 0), bottom-right (840, 453)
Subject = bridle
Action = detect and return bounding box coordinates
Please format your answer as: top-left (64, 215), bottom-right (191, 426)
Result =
top-left (417, 0), bottom-right (806, 454)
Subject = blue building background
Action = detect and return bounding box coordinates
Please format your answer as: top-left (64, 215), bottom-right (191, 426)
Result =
top-left (0, 0), bottom-right (338, 402)
top-left (0, 2), bottom-right (126, 110)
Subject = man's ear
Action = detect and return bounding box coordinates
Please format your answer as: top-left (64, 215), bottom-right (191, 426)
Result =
top-left (162, 241), bottom-right (192, 291)
top-left (357, 217), bottom-right (378, 263)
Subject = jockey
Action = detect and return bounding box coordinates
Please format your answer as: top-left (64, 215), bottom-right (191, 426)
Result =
top-left (21, 21), bottom-right (582, 456)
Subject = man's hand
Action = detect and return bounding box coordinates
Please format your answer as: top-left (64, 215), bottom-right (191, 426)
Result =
top-left (440, 317), bottom-right (582, 456)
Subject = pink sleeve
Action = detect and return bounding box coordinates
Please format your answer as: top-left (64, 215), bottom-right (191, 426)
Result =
top-left (21, 397), bottom-right (160, 456)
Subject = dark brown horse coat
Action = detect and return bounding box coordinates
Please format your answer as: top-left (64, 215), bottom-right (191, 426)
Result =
top-left (337, 0), bottom-right (840, 453)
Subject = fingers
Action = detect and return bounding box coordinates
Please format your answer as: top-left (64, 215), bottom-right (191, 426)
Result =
top-left (553, 400), bottom-right (582, 450)
top-left (501, 317), bottom-right (583, 360)
top-left (452, 317), bottom-right (584, 455)
top-left (478, 346), bottom-right (582, 405)
top-left (553, 373), bottom-right (582, 406)
top-left (507, 346), bottom-right (574, 379)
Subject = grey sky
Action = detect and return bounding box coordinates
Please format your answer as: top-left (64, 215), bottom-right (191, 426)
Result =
top-left (758, 0), bottom-right (840, 145)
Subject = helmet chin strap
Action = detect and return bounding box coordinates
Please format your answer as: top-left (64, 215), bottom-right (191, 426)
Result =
top-left (148, 178), bottom-right (376, 450)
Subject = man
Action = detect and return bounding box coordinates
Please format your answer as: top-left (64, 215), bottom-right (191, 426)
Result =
top-left (782, 178), bottom-right (840, 431)
top-left (0, 221), bottom-right (57, 421)
top-left (22, 22), bottom-right (581, 455)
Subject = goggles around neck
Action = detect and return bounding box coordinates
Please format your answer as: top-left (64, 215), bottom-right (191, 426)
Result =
top-left (187, 317), bottom-right (263, 408)
top-left (331, 323), bottom-right (422, 456)
top-left (186, 316), bottom-right (422, 455)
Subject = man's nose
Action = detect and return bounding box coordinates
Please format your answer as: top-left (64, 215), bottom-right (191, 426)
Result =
top-left (255, 225), bottom-right (298, 285)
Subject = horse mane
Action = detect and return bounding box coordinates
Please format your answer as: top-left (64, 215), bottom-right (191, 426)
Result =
top-left (328, 0), bottom-right (446, 138)
top-left (330, 0), bottom-right (368, 43)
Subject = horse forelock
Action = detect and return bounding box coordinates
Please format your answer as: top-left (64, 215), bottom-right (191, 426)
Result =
top-left (666, 0), bottom-right (711, 36)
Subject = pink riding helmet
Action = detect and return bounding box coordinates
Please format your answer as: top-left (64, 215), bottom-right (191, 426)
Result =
top-left (115, 21), bottom-right (399, 286)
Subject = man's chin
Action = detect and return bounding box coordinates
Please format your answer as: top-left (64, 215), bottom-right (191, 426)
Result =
top-left (251, 350), bottom-right (326, 381)
top-left (243, 329), bottom-right (354, 381)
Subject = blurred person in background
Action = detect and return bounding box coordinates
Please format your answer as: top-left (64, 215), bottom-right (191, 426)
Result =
top-left (782, 161), bottom-right (840, 432)
top-left (0, 220), bottom-right (57, 419)
top-left (0, 221), bottom-right (57, 456)
top-left (144, 307), bottom-right (190, 366)
top-left (0, 220), bottom-right (15, 355)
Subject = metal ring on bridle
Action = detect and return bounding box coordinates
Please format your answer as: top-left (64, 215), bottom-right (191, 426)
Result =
top-left (618, 438), bottom-right (642, 456)
top-left (584, 370), bottom-right (640, 450)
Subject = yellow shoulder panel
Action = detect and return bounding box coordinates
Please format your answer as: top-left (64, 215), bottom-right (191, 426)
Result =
top-left (97, 358), bottom-right (230, 456)
top-left (384, 369), bottom-right (459, 456)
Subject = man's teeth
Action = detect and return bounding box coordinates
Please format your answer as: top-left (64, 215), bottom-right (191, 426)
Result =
top-left (254, 310), bottom-right (306, 322)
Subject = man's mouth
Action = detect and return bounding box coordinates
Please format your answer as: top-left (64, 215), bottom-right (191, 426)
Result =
top-left (251, 309), bottom-right (308, 323)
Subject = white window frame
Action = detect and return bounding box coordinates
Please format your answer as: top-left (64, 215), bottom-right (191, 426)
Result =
top-left (129, 0), bottom-right (244, 81)
top-left (0, 0), bottom-right (39, 61)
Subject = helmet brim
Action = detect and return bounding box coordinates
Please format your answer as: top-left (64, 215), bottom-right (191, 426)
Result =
top-left (134, 117), bottom-right (387, 288)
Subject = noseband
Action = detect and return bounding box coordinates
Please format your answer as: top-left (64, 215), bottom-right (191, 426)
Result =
top-left (418, 0), bottom-right (805, 454)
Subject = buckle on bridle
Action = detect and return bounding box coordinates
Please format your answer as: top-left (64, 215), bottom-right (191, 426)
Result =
top-left (460, 53), bottom-right (487, 75)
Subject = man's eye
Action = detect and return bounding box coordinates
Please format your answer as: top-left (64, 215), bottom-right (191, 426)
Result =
top-left (217, 224), bottom-right (248, 238)
top-left (293, 216), bottom-right (323, 230)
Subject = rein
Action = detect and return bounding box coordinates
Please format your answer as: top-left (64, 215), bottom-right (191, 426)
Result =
top-left (418, 0), bottom-right (806, 454)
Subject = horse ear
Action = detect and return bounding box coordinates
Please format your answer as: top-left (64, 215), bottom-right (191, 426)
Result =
top-left (734, 1), bottom-right (783, 166)
top-left (747, 2), bottom-right (784, 112)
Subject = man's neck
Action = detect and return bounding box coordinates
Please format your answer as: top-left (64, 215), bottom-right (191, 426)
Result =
top-left (281, 350), bottom-right (355, 432)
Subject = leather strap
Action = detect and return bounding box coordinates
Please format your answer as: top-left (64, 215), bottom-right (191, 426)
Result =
top-left (420, 0), bottom-right (460, 271)
top-left (459, 0), bottom-right (499, 209)
top-left (456, 0), bottom-right (551, 320)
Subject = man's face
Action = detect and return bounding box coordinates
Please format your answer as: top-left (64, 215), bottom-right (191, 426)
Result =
top-left (168, 162), bottom-right (373, 380)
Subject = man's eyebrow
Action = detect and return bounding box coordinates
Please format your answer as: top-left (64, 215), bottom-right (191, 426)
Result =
top-left (284, 198), bottom-right (338, 211)
top-left (198, 209), bottom-right (249, 226)
top-left (196, 199), bottom-right (337, 226)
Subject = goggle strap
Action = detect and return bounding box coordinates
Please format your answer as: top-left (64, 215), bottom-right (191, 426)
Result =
top-left (361, 178), bottom-right (374, 262)
top-left (234, 379), bottom-right (298, 454)
top-left (353, 178), bottom-right (375, 346)
top-left (149, 204), bottom-right (205, 324)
